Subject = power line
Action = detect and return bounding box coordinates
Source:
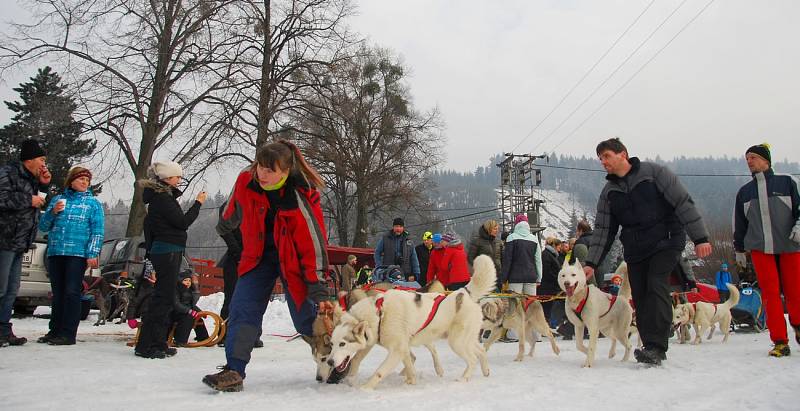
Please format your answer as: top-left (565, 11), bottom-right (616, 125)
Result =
top-left (512, 0), bottom-right (657, 153)
top-left (537, 0), bottom-right (691, 154)
top-left (549, 0), bottom-right (716, 153)
top-left (535, 162), bottom-right (800, 177)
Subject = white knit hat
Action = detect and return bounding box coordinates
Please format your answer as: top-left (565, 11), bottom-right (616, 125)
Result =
top-left (151, 161), bottom-right (183, 180)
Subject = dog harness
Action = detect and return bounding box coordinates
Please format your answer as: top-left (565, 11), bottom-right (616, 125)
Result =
top-left (414, 294), bottom-right (447, 336)
top-left (692, 302), bottom-right (717, 316)
top-left (571, 288), bottom-right (621, 321)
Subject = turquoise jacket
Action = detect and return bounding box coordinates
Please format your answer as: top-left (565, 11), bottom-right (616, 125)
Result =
top-left (39, 189), bottom-right (105, 258)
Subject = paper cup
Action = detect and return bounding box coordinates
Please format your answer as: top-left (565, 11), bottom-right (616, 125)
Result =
top-left (58, 199), bottom-right (67, 208)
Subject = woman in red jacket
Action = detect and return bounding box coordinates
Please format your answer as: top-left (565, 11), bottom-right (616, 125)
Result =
top-left (203, 140), bottom-right (332, 392)
top-left (428, 232), bottom-right (471, 290)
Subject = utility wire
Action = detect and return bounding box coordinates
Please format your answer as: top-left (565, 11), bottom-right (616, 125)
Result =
top-left (512, 0), bottom-right (657, 153)
top-left (535, 0), bottom-right (691, 154)
top-left (549, 0), bottom-right (717, 153)
top-left (535, 162), bottom-right (800, 177)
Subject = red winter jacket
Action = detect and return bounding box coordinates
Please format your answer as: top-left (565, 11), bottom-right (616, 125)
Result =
top-left (219, 171), bottom-right (328, 307)
top-left (427, 244), bottom-right (470, 287)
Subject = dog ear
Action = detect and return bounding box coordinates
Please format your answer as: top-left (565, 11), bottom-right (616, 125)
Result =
top-left (333, 304), bottom-right (344, 324)
top-left (353, 321), bottom-right (370, 342)
top-left (561, 259), bottom-right (571, 270)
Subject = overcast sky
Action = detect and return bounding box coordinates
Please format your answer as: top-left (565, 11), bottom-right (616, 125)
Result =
top-left (1, 0), bottom-right (798, 185)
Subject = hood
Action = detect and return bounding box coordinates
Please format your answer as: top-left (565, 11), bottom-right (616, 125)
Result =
top-left (478, 225), bottom-right (495, 241)
top-left (138, 179), bottom-right (181, 204)
top-left (63, 188), bottom-right (94, 199)
top-left (506, 221), bottom-right (537, 243)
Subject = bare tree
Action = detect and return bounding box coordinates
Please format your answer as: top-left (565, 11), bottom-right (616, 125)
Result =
top-left (291, 46), bottom-right (444, 247)
top-left (223, 0), bottom-right (356, 149)
top-left (1, 0), bottom-right (244, 236)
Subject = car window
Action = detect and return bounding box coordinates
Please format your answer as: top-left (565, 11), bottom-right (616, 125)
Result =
top-left (100, 241), bottom-right (116, 265)
top-left (111, 239), bottom-right (130, 262)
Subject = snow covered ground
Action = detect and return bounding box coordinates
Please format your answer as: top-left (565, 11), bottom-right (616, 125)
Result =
top-left (2, 293), bottom-right (798, 411)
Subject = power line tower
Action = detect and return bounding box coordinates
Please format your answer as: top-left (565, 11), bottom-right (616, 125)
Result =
top-left (497, 153), bottom-right (547, 236)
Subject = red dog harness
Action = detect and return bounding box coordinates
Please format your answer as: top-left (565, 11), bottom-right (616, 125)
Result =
top-left (414, 294), bottom-right (447, 335)
top-left (572, 288), bottom-right (622, 321)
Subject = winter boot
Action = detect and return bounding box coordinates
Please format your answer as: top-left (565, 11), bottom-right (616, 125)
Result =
top-left (37, 332), bottom-right (56, 344)
top-left (47, 336), bottom-right (76, 345)
top-left (634, 346), bottom-right (663, 366)
top-left (203, 366), bottom-right (244, 392)
top-left (7, 332), bottom-right (27, 346)
top-left (768, 343), bottom-right (791, 357)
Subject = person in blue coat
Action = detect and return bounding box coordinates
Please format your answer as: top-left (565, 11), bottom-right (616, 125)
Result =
top-left (715, 263), bottom-right (732, 302)
top-left (38, 166), bottom-right (104, 345)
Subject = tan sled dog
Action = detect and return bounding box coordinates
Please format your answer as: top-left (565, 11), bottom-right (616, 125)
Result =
top-left (672, 283), bottom-right (740, 344)
top-left (327, 255), bottom-right (497, 390)
top-left (559, 260), bottom-right (633, 367)
top-left (481, 296), bottom-right (560, 361)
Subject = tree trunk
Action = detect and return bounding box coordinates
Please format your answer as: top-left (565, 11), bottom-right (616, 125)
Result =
top-left (256, 0), bottom-right (273, 147)
top-left (352, 188), bottom-right (370, 247)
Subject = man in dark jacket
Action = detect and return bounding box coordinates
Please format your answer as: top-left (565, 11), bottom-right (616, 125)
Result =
top-left (734, 142), bottom-right (800, 357)
top-left (374, 218), bottom-right (420, 281)
top-left (584, 138), bottom-right (712, 365)
top-left (0, 139), bottom-right (51, 347)
top-left (467, 220), bottom-right (502, 274)
top-left (414, 232), bottom-right (433, 287)
top-left (540, 238), bottom-right (562, 326)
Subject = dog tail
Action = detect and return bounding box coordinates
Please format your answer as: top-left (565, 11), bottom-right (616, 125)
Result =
top-left (616, 261), bottom-right (632, 299)
top-left (466, 255), bottom-right (498, 302)
top-left (722, 283), bottom-right (740, 309)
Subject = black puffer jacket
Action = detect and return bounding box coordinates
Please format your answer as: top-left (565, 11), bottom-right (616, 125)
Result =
top-left (539, 245), bottom-right (561, 295)
top-left (467, 225), bottom-right (502, 273)
top-left (141, 180), bottom-right (201, 249)
top-left (0, 161), bottom-right (46, 252)
top-left (174, 282), bottom-right (201, 315)
top-left (587, 157), bottom-right (709, 266)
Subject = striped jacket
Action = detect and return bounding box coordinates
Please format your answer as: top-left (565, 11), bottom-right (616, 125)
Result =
top-left (734, 169), bottom-right (800, 254)
top-left (218, 171), bottom-right (328, 308)
top-left (586, 157), bottom-right (709, 267)
top-left (39, 188), bottom-right (105, 258)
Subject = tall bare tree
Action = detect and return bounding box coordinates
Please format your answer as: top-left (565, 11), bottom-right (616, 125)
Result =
top-left (291, 46), bottom-right (444, 247)
top-left (1, 0), bottom-right (243, 236)
top-left (220, 0), bottom-right (355, 152)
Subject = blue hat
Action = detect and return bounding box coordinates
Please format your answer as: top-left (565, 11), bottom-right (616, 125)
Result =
top-left (432, 233), bottom-right (442, 243)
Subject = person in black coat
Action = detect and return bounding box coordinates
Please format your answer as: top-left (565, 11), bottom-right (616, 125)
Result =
top-left (540, 239), bottom-right (562, 326)
top-left (172, 271), bottom-right (209, 346)
top-left (134, 161), bottom-right (206, 359)
top-left (414, 232), bottom-right (434, 287)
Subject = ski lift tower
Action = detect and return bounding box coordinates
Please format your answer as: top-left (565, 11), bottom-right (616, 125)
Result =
top-left (497, 153), bottom-right (547, 236)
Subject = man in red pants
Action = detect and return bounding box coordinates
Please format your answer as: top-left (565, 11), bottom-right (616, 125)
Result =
top-left (734, 143), bottom-right (800, 357)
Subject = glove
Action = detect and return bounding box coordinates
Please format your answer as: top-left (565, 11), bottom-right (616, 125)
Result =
top-left (306, 282), bottom-right (332, 304)
top-left (189, 310), bottom-right (200, 319)
top-left (735, 252), bottom-right (747, 269)
top-left (790, 225), bottom-right (800, 244)
top-left (127, 319), bottom-right (139, 329)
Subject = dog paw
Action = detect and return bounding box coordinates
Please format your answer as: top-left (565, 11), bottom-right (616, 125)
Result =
top-left (514, 355), bottom-right (524, 362)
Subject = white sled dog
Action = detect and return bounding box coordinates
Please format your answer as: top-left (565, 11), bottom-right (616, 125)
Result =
top-left (481, 296), bottom-right (560, 361)
top-left (672, 283), bottom-right (740, 344)
top-left (559, 260), bottom-right (634, 367)
top-left (327, 255), bottom-right (497, 390)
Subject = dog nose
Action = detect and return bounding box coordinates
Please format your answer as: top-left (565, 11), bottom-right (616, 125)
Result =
top-left (316, 375), bottom-right (323, 382)
top-left (327, 359), bottom-right (334, 367)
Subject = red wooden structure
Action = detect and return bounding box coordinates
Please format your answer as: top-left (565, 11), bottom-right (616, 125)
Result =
top-left (193, 245), bottom-right (374, 296)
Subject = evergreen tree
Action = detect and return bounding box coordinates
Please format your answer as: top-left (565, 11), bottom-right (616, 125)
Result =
top-left (0, 66), bottom-right (95, 192)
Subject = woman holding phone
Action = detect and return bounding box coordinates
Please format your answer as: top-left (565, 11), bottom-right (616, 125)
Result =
top-left (134, 161), bottom-right (206, 359)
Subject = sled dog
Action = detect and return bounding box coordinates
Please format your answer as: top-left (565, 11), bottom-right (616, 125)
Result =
top-left (481, 296), bottom-right (560, 361)
top-left (559, 260), bottom-right (633, 367)
top-left (672, 283), bottom-right (740, 344)
top-left (327, 255), bottom-right (497, 389)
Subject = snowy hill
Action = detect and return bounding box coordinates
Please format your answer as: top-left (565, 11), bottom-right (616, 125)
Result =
top-left (2, 296), bottom-right (798, 410)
